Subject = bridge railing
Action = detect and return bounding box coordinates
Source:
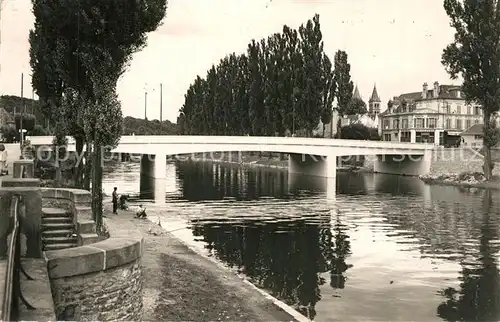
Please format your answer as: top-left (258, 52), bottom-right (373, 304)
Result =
top-left (1, 165), bottom-right (36, 321)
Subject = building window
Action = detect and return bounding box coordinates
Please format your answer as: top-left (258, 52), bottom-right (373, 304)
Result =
top-left (401, 119), bottom-right (408, 129)
top-left (428, 118), bottom-right (437, 128)
top-left (475, 106), bottom-right (481, 115)
top-left (414, 118), bottom-right (424, 128)
top-left (400, 131), bottom-right (411, 142)
top-left (467, 106), bottom-right (471, 114)
top-left (444, 104), bottom-right (450, 114)
top-left (384, 134), bottom-right (391, 141)
top-left (466, 119), bottom-right (472, 129)
top-left (383, 119), bottom-right (390, 129)
top-left (445, 118), bottom-right (451, 129)
top-left (474, 135), bottom-right (483, 140)
top-left (393, 120), bottom-right (399, 129)
top-left (457, 105), bottom-right (461, 114)
top-left (456, 119), bottom-right (462, 130)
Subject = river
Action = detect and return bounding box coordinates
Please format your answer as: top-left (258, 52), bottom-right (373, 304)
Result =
top-left (102, 160), bottom-right (500, 322)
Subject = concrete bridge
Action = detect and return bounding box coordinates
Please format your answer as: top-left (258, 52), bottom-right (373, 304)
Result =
top-left (27, 135), bottom-right (433, 202)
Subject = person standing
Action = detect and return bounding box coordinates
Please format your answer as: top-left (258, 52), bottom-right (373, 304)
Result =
top-left (112, 187), bottom-right (118, 214)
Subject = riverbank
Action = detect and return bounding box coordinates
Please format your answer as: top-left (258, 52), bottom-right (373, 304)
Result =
top-left (183, 152), bottom-right (374, 173)
top-left (419, 172), bottom-right (500, 190)
top-left (102, 204), bottom-right (299, 321)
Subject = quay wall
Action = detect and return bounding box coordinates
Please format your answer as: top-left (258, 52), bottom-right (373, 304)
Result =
top-left (42, 188), bottom-right (144, 321)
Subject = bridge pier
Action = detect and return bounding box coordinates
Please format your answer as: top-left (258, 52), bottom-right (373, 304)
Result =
top-left (288, 153), bottom-right (336, 199)
top-left (139, 154), bottom-right (166, 205)
top-left (373, 152), bottom-right (431, 176)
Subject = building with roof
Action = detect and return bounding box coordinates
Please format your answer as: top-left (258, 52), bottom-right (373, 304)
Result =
top-left (379, 81), bottom-right (484, 146)
top-left (460, 124), bottom-right (483, 148)
top-left (315, 84), bottom-right (380, 137)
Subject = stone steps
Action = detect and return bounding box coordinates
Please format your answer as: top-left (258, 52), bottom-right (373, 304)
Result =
top-left (42, 207), bottom-right (71, 217)
top-left (41, 222), bottom-right (74, 230)
top-left (41, 229), bottom-right (74, 238)
top-left (41, 207), bottom-right (77, 251)
top-left (43, 243), bottom-right (77, 251)
top-left (43, 236), bottom-right (78, 245)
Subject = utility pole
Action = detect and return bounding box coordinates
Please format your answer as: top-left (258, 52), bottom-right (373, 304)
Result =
top-left (160, 83), bottom-right (163, 123)
top-left (20, 73), bottom-right (24, 147)
top-left (31, 87), bottom-right (34, 115)
top-left (144, 91), bottom-right (147, 120)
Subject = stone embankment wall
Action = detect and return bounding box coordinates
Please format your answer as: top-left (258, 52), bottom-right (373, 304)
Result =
top-left (43, 188), bottom-right (144, 321)
top-left (359, 148), bottom-right (500, 176)
top-left (428, 147), bottom-right (500, 176)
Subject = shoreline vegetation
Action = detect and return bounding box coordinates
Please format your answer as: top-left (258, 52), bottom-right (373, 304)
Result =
top-left (419, 172), bottom-right (500, 190)
top-left (174, 152), bottom-right (499, 190)
top-left (171, 152), bottom-right (374, 173)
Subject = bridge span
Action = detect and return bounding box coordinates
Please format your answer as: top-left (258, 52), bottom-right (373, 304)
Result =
top-left (27, 135), bottom-right (433, 203)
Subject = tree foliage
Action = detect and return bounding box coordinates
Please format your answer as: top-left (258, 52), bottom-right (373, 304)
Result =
top-left (179, 14), bottom-right (339, 137)
top-left (29, 0), bottom-right (167, 228)
top-left (338, 123), bottom-right (380, 141)
top-left (441, 0), bottom-right (500, 179)
top-left (333, 50), bottom-right (354, 139)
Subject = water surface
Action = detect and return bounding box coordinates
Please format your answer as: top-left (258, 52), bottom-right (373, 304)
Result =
top-left (103, 161), bottom-right (500, 321)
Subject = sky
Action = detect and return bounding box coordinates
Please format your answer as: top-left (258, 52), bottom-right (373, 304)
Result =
top-left (0, 0), bottom-right (458, 122)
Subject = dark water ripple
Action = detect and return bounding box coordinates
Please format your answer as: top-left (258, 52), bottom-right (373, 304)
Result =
top-left (103, 160), bottom-right (500, 322)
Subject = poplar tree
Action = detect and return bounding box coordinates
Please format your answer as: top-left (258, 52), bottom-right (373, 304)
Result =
top-left (29, 0), bottom-right (167, 228)
top-left (333, 50), bottom-right (354, 139)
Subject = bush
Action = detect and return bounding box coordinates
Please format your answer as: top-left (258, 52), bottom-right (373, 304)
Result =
top-left (0, 126), bottom-right (18, 143)
top-left (14, 113), bottom-right (36, 131)
top-left (336, 123), bottom-right (380, 140)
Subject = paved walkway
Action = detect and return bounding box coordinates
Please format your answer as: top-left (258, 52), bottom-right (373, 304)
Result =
top-left (103, 205), bottom-right (297, 321)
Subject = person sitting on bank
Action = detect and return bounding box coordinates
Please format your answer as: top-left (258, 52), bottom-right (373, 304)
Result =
top-left (135, 204), bottom-right (147, 219)
top-left (119, 195), bottom-right (129, 210)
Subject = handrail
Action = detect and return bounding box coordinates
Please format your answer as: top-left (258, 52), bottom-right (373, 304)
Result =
top-left (1, 195), bottom-right (20, 321)
top-left (1, 165), bottom-right (36, 321)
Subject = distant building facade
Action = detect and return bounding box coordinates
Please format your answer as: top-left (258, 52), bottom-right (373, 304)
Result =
top-left (379, 82), bottom-right (484, 146)
top-left (460, 124), bottom-right (483, 148)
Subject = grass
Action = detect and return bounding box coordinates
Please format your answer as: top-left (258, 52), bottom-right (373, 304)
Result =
top-left (149, 252), bottom-right (261, 321)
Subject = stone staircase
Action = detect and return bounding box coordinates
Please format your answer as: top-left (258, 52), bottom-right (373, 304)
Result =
top-left (41, 207), bottom-right (78, 251)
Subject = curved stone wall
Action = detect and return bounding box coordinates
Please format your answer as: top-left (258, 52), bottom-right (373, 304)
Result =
top-left (42, 188), bottom-right (144, 321)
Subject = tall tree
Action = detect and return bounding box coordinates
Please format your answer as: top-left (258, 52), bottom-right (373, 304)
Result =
top-left (298, 14), bottom-right (324, 136)
top-left (320, 54), bottom-right (336, 137)
top-left (178, 14), bottom-right (339, 139)
top-left (333, 50), bottom-right (354, 139)
top-left (30, 0), bottom-right (167, 228)
top-left (442, 0), bottom-right (500, 180)
top-left (248, 40), bottom-right (266, 136)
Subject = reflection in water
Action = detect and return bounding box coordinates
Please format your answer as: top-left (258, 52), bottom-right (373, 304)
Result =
top-left (177, 161), bottom-right (303, 200)
top-left (437, 189), bottom-right (500, 321)
top-left (329, 215), bottom-right (352, 290)
top-left (373, 173), bottom-right (427, 196)
top-left (103, 160), bottom-right (500, 321)
top-left (190, 214), bottom-right (335, 320)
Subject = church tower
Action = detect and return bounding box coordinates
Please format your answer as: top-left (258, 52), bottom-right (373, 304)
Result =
top-left (368, 84), bottom-right (381, 116)
top-left (353, 84), bottom-right (362, 101)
